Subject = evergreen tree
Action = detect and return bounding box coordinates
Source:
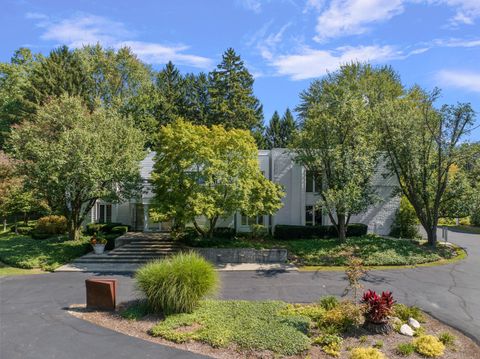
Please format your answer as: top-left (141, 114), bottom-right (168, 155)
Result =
top-left (265, 111), bottom-right (282, 149)
top-left (208, 48), bottom-right (263, 134)
top-left (280, 108), bottom-right (296, 147)
top-left (183, 72), bottom-right (210, 125)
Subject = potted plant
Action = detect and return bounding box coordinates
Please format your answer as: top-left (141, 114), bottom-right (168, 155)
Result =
top-left (90, 233), bottom-right (107, 254)
top-left (362, 289), bottom-right (395, 334)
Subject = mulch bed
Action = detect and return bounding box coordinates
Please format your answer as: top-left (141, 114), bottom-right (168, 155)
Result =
top-left (68, 303), bottom-right (480, 359)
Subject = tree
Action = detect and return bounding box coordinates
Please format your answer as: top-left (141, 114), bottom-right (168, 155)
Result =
top-left (150, 119), bottom-right (284, 238)
top-left (9, 95), bottom-right (145, 240)
top-left (265, 111), bottom-right (282, 149)
top-left (208, 48), bottom-right (264, 137)
top-left (377, 87), bottom-right (476, 246)
top-left (294, 63), bottom-right (402, 241)
top-left (280, 108), bottom-right (296, 147)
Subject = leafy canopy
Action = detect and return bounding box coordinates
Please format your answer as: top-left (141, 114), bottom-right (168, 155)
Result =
top-left (150, 119), bottom-right (284, 237)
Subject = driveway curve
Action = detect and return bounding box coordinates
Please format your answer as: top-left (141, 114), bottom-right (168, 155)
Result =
top-left (1, 229), bottom-right (479, 359)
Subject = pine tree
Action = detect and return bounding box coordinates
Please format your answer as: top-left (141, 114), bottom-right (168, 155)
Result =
top-left (279, 108), bottom-right (296, 147)
top-left (155, 61), bottom-right (187, 125)
top-left (208, 48), bottom-right (263, 133)
top-left (265, 111), bottom-right (282, 149)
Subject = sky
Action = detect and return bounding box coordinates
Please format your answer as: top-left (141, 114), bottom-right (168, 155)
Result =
top-left (1, 0), bottom-right (479, 140)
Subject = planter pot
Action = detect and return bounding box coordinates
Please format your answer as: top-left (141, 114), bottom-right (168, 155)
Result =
top-left (364, 321), bottom-right (393, 335)
top-left (93, 244), bottom-right (106, 254)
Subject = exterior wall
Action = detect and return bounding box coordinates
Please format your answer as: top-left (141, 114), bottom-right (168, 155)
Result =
top-left (86, 149), bottom-right (400, 236)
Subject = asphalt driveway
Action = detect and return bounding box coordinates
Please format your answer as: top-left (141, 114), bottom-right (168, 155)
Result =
top-left (1, 229), bottom-right (479, 358)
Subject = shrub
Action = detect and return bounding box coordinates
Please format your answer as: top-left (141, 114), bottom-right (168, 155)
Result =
top-left (438, 332), bottom-right (456, 347)
top-left (373, 340), bottom-right (383, 349)
top-left (396, 342), bottom-right (415, 356)
top-left (313, 334), bottom-right (343, 357)
top-left (280, 303), bottom-right (326, 322)
top-left (349, 347), bottom-right (386, 359)
top-left (85, 222), bottom-right (125, 235)
top-left (111, 226), bottom-right (129, 235)
top-left (319, 296), bottom-right (340, 310)
top-left (120, 301), bottom-right (150, 320)
top-left (212, 227), bottom-right (236, 239)
top-left (362, 290), bottom-right (395, 324)
top-left (35, 215), bottom-right (67, 235)
top-left (393, 304), bottom-right (426, 323)
top-left (274, 223), bottom-right (367, 240)
top-left (389, 196), bottom-right (419, 239)
top-left (15, 226), bottom-right (33, 235)
top-left (413, 335), bottom-right (445, 357)
top-left (345, 257), bottom-right (367, 301)
top-left (135, 252), bottom-right (218, 314)
top-left (320, 301), bottom-right (364, 333)
top-left (250, 224), bottom-right (269, 239)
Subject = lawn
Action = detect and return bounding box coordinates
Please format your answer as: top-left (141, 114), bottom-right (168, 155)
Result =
top-left (444, 225), bottom-right (480, 235)
top-left (0, 231), bottom-right (90, 271)
top-left (182, 234), bottom-right (459, 266)
top-left (0, 261), bottom-right (44, 276)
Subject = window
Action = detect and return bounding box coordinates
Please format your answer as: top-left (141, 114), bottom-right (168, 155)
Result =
top-left (306, 170), bottom-right (322, 193)
top-left (305, 205), bottom-right (322, 226)
top-left (241, 214), bottom-right (264, 226)
top-left (98, 204), bottom-right (112, 223)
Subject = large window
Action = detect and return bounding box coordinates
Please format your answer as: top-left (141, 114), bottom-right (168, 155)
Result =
top-left (98, 204), bottom-right (112, 223)
top-left (306, 170), bottom-right (322, 193)
top-left (241, 214), bottom-right (264, 226)
top-left (305, 205), bottom-right (322, 226)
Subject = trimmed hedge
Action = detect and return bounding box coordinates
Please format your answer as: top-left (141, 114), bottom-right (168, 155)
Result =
top-left (274, 223), bottom-right (368, 240)
top-left (212, 227), bottom-right (236, 239)
top-left (85, 222), bottom-right (130, 235)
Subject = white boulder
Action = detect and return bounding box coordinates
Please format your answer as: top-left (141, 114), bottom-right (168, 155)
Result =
top-left (408, 318), bottom-right (421, 329)
top-left (400, 324), bottom-right (414, 337)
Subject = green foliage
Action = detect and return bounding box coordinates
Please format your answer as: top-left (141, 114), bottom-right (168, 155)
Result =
top-left (0, 231), bottom-right (89, 271)
top-left (319, 301), bottom-right (364, 333)
top-left (150, 120), bottom-right (284, 238)
top-left (393, 304), bottom-right (426, 323)
top-left (250, 224), bottom-right (269, 240)
top-left (35, 215), bottom-right (67, 235)
top-left (9, 95), bottom-right (144, 240)
top-left (396, 342), bottom-right (415, 356)
top-left (313, 334), bottom-right (343, 357)
top-left (120, 301), bottom-right (150, 320)
top-left (438, 332), bottom-right (456, 347)
top-left (373, 340), bottom-right (384, 349)
top-left (264, 108), bottom-right (297, 149)
top-left (389, 196), bottom-right (419, 239)
top-left (413, 335), bottom-right (445, 357)
top-left (377, 88), bottom-right (476, 245)
top-left (319, 296), bottom-right (340, 310)
top-left (150, 300), bottom-right (311, 355)
top-left (274, 223), bottom-right (368, 240)
top-left (280, 303), bottom-right (326, 322)
top-left (349, 347), bottom-right (386, 359)
top-left (294, 63), bottom-right (402, 240)
top-left (135, 252), bottom-right (218, 314)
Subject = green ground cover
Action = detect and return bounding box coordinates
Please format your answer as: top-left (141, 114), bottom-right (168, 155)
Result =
top-left (182, 234), bottom-right (458, 266)
top-left (0, 231), bottom-right (90, 271)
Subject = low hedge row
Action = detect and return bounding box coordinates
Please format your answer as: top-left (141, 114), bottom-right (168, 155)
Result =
top-left (274, 223), bottom-right (368, 240)
top-left (85, 222), bottom-right (130, 235)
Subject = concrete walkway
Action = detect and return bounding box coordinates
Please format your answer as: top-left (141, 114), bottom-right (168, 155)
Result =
top-left (1, 228), bottom-right (479, 359)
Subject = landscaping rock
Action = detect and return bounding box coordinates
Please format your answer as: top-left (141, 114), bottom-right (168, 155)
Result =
top-left (408, 317), bottom-right (421, 329)
top-left (400, 324), bottom-right (414, 337)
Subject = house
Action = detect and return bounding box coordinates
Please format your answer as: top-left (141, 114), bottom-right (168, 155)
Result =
top-left (89, 149), bottom-right (400, 235)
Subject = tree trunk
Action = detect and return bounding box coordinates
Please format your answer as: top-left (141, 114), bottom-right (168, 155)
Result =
top-left (337, 213), bottom-right (347, 241)
top-left (207, 217), bottom-right (218, 239)
top-left (3, 218), bottom-right (6, 233)
top-left (192, 219), bottom-right (207, 238)
top-left (426, 225), bottom-right (437, 247)
top-left (67, 216), bottom-right (81, 241)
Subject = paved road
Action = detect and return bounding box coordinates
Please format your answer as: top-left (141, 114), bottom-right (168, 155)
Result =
top-left (1, 229), bottom-right (479, 359)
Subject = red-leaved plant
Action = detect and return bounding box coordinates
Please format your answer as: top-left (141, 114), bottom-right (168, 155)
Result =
top-left (362, 290), bottom-right (395, 324)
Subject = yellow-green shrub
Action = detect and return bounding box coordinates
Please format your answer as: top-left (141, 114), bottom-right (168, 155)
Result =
top-left (281, 303), bottom-right (326, 322)
top-left (349, 347), bottom-right (386, 359)
top-left (320, 301), bottom-right (364, 332)
top-left (413, 335), bottom-right (445, 357)
top-left (313, 334), bottom-right (343, 357)
top-left (35, 215), bottom-right (67, 235)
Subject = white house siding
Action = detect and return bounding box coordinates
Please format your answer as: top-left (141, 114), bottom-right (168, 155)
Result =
top-left (86, 149), bottom-right (399, 235)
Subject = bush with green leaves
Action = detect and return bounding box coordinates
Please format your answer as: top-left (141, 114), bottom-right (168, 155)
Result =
top-left (396, 342), bottom-right (415, 356)
top-left (438, 331), bottom-right (456, 347)
top-left (135, 252), bottom-right (218, 314)
top-left (393, 304), bottom-right (426, 323)
top-left (349, 347), bottom-right (386, 359)
top-left (35, 215), bottom-right (67, 235)
top-left (389, 196), bottom-right (419, 239)
top-left (319, 296), bottom-right (340, 310)
top-left (312, 333), bottom-right (343, 357)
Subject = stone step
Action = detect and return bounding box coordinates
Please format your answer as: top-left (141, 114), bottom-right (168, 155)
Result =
top-left (74, 259), bottom-right (162, 264)
top-left (111, 249), bottom-right (181, 253)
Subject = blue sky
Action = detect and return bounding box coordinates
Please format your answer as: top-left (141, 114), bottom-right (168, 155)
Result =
top-left (1, 0), bottom-right (479, 140)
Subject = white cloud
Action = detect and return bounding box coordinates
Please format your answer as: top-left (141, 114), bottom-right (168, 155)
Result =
top-left (432, 0), bottom-right (480, 25)
top-left (432, 37), bottom-right (480, 47)
top-left (313, 0), bottom-right (405, 42)
top-left (237, 0), bottom-right (263, 13)
top-left (436, 70), bottom-right (480, 92)
top-left (27, 13), bottom-right (213, 69)
top-left (271, 45), bottom-right (402, 80)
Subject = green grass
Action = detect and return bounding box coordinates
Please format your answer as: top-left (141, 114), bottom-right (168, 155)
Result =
top-left (182, 234), bottom-right (458, 266)
top-left (0, 261), bottom-right (44, 276)
top-left (150, 300), bottom-right (311, 355)
top-left (445, 225), bottom-right (480, 234)
top-left (0, 231), bottom-right (90, 271)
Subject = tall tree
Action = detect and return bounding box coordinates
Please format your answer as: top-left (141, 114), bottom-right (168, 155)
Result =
top-left (265, 111), bottom-right (282, 149)
top-left (280, 108), bottom-right (296, 147)
top-left (294, 63), bottom-right (403, 241)
top-left (9, 95), bottom-right (145, 240)
top-left (150, 120), bottom-right (284, 238)
top-left (208, 48), bottom-right (263, 136)
top-left (377, 88), bottom-right (476, 246)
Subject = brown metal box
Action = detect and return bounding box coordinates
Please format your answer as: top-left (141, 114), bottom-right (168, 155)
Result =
top-left (85, 278), bottom-right (117, 310)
